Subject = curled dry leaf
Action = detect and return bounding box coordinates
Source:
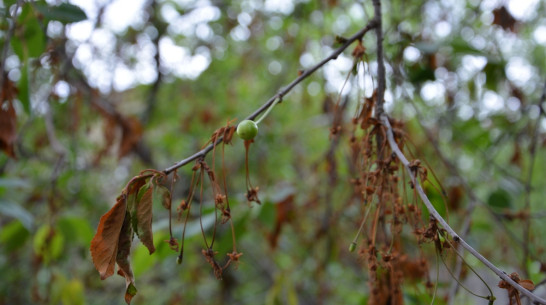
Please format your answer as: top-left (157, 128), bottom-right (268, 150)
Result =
top-left (90, 195), bottom-right (127, 280)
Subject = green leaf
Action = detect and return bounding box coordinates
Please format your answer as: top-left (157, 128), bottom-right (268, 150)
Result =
top-left (11, 3), bottom-right (46, 59)
top-left (487, 189), bottom-right (511, 209)
top-left (33, 225), bottom-right (65, 264)
top-left (57, 216), bottom-right (94, 245)
top-left (33, 2), bottom-right (87, 24)
top-left (0, 220), bottom-right (30, 252)
top-left (125, 282), bottom-right (138, 304)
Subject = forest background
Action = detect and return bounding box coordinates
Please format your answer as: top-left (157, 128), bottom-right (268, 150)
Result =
top-left (1, 0), bottom-right (546, 304)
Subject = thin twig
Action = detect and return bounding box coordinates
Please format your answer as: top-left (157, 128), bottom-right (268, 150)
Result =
top-left (372, 0), bottom-right (385, 117)
top-left (380, 114), bottom-right (546, 305)
top-left (162, 21), bottom-right (378, 175)
top-left (522, 80), bottom-right (546, 276)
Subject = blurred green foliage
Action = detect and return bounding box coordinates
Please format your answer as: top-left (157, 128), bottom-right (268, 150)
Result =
top-left (1, 0), bottom-right (546, 304)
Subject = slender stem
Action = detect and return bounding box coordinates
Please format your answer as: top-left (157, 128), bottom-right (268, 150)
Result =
top-left (380, 114), bottom-right (546, 305)
top-left (255, 97), bottom-right (280, 125)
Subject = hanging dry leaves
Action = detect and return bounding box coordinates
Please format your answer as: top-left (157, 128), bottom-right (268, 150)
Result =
top-left (90, 195), bottom-right (128, 280)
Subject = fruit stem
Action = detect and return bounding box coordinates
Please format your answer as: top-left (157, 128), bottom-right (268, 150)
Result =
top-left (255, 97), bottom-right (281, 125)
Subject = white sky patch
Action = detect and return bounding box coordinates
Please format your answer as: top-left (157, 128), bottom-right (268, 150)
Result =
top-left (73, 43), bottom-right (93, 68)
top-left (54, 80), bottom-right (71, 98)
top-left (299, 53), bottom-right (315, 68)
top-left (458, 55), bottom-right (487, 81)
top-left (237, 12), bottom-right (252, 27)
top-left (323, 55), bottom-right (354, 94)
top-left (230, 25), bottom-right (251, 41)
top-left (90, 28), bottom-right (116, 54)
top-left (458, 103), bottom-right (474, 120)
top-left (482, 91), bottom-right (504, 113)
top-left (533, 25), bottom-right (546, 45)
top-left (69, 0), bottom-right (103, 20)
top-left (88, 59), bottom-right (113, 92)
top-left (113, 64), bottom-right (136, 91)
top-left (333, 14), bottom-right (351, 35)
top-left (161, 3), bottom-right (179, 23)
top-left (349, 3), bottom-right (364, 21)
top-left (159, 37), bottom-right (189, 69)
top-left (404, 46), bottom-right (421, 62)
top-left (420, 81), bottom-right (446, 105)
top-left (103, 0), bottom-right (147, 33)
top-left (66, 20), bottom-right (94, 42)
top-left (435, 21), bottom-right (452, 38)
top-left (506, 97), bottom-right (521, 111)
top-left (159, 38), bottom-right (211, 79)
top-left (505, 57), bottom-right (533, 86)
top-left (507, 0), bottom-right (538, 21)
top-left (264, 0), bottom-right (294, 15)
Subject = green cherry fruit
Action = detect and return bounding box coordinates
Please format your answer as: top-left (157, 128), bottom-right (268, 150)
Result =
top-left (237, 120), bottom-right (259, 140)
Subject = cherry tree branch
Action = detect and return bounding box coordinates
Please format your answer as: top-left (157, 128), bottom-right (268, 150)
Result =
top-left (380, 114), bottom-right (546, 305)
top-left (162, 21), bottom-right (378, 175)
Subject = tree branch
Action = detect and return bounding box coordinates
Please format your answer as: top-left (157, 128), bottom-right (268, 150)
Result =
top-left (372, 0), bottom-right (385, 117)
top-left (380, 114), bottom-right (546, 305)
top-left (162, 21), bottom-right (378, 175)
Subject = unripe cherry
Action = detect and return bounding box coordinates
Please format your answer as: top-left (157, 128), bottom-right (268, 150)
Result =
top-left (236, 120), bottom-right (258, 140)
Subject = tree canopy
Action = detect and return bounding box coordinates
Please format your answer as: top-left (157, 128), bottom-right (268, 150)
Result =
top-left (1, 0), bottom-right (546, 304)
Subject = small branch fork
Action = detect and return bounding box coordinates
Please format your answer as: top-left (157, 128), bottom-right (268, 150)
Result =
top-left (162, 20), bottom-right (378, 175)
top-left (380, 115), bottom-right (546, 305)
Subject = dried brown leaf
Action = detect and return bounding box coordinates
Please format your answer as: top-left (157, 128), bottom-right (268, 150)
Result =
top-left (90, 196), bottom-right (127, 280)
top-left (519, 279), bottom-right (535, 291)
